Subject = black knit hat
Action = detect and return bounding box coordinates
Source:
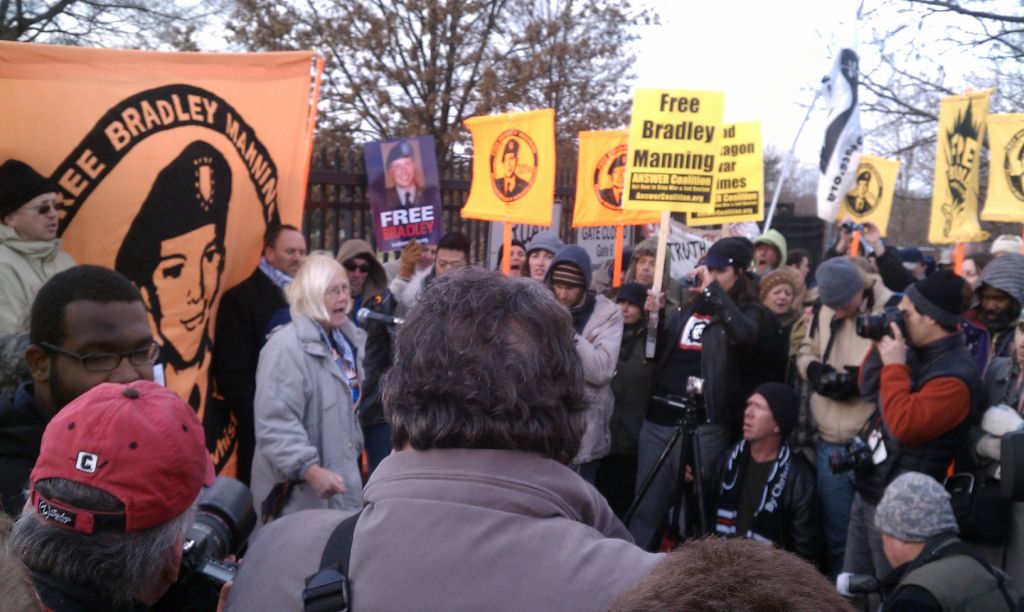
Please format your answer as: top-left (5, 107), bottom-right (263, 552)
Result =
top-left (905, 270), bottom-right (969, 328)
top-left (754, 382), bottom-right (798, 439)
top-left (0, 159), bottom-right (58, 219)
top-left (616, 282), bottom-right (648, 308)
top-left (705, 237), bottom-right (753, 270)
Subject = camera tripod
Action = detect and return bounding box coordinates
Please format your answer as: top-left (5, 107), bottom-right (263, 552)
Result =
top-left (624, 394), bottom-right (708, 549)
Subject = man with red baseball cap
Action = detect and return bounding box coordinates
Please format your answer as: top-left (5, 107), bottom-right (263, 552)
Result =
top-left (9, 380), bottom-right (214, 611)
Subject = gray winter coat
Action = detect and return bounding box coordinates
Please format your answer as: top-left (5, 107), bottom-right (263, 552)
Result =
top-left (250, 310), bottom-right (366, 526)
top-left (575, 293), bottom-right (624, 465)
top-left (225, 449), bottom-right (662, 612)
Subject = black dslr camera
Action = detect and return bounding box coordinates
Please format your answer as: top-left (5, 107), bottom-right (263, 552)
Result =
top-left (829, 436), bottom-right (873, 474)
top-left (683, 275), bottom-right (701, 288)
top-left (841, 221), bottom-right (865, 232)
top-left (855, 306), bottom-right (907, 341)
top-left (157, 477), bottom-right (256, 612)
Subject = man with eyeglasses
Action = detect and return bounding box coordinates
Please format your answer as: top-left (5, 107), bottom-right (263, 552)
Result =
top-left (0, 265), bottom-right (157, 516)
top-left (0, 159), bottom-right (76, 335)
top-left (212, 223), bottom-right (307, 485)
top-left (336, 238), bottom-right (396, 475)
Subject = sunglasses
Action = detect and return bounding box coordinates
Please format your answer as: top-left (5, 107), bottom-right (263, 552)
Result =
top-left (27, 202), bottom-right (63, 215)
top-left (343, 261), bottom-right (370, 273)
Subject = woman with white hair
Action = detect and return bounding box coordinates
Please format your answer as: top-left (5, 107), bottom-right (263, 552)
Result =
top-left (250, 253), bottom-right (366, 527)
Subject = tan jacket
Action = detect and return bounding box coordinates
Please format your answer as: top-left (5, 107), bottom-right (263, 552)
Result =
top-left (796, 274), bottom-right (892, 443)
top-left (0, 225), bottom-right (75, 334)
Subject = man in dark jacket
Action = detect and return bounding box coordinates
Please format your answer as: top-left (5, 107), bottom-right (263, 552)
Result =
top-left (211, 224), bottom-right (306, 485)
top-left (630, 237), bottom-right (777, 551)
top-left (875, 472), bottom-right (1017, 611)
top-left (0, 265), bottom-right (156, 516)
top-left (845, 270), bottom-right (981, 581)
top-left (713, 383), bottom-right (818, 562)
top-left (336, 238), bottom-right (396, 474)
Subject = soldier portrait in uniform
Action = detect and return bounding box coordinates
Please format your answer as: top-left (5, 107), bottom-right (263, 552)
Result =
top-left (493, 138), bottom-right (530, 199)
top-left (596, 152), bottom-right (627, 210)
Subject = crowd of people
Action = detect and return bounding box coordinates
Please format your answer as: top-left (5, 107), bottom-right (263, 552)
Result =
top-left (1, 155), bottom-right (1023, 610)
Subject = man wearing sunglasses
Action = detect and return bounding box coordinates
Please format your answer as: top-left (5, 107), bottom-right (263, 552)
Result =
top-left (0, 159), bottom-right (76, 336)
top-left (336, 239), bottom-right (395, 475)
top-left (0, 265), bottom-right (156, 516)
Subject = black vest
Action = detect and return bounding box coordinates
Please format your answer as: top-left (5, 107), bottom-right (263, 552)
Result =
top-left (858, 333), bottom-right (982, 504)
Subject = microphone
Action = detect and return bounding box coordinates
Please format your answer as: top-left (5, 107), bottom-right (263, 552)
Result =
top-left (356, 308), bottom-right (404, 327)
top-left (836, 572), bottom-right (879, 596)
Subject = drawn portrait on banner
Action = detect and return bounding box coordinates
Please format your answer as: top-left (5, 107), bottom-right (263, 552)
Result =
top-left (490, 130), bottom-right (537, 201)
top-left (595, 146), bottom-right (627, 210)
top-left (942, 100), bottom-right (983, 234)
top-left (365, 136), bottom-right (442, 252)
top-left (1005, 128), bottom-right (1024, 200)
top-left (845, 165), bottom-right (881, 216)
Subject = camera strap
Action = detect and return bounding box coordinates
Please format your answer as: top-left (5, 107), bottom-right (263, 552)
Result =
top-left (821, 314), bottom-right (842, 365)
top-left (302, 510), bottom-right (362, 612)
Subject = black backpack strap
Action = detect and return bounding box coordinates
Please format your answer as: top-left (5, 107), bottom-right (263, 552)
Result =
top-left (302, 510), bottom-right (362, 612)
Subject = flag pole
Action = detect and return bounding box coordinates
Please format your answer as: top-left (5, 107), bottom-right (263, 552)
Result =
top-left (613, 225), bottom-right (624, 288)
top-left (765, 89), bottom-right (820, 232)
top-left (502, 222), bottom-right (512, 275)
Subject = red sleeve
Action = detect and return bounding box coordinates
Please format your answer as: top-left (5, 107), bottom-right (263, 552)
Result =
top-left (879, 364), bottom-right (970, 447)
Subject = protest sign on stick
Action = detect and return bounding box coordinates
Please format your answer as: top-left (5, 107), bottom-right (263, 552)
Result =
top-left (622, 88), bottom-right (724, 357)
top-left (688, 121), bottom-right (763, 227)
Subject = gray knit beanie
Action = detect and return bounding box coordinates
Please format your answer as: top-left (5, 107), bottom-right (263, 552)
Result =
top-left (979, 253), bottom-right (1024, 306)
top-left (815, 257), bottom-right (864, 309)
top-left (525, 231), bottom-right (564, 258)
top-left (874, 472), bottom-right (959, 542)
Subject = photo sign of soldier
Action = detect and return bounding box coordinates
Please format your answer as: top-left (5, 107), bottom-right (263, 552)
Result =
top-left (0, 42), bottom-right (320, 476)
top-left (928, 89), bottom-right (993, 244)
top-left (983, 114), bottom-right (1024, 223)
top-left (572, 130), bottom-right (660, 228)
top-left (462, 108), bottom-right (556, 226)
top-left (364, 136), bottom-right (443, 252)
top-left (836, 154), bottom-right (900, 237)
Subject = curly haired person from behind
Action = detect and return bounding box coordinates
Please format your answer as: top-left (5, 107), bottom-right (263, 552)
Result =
top-left (609, 537), bottom-right (853, 612)
top-left (226, 269), bottom-right (662, 611)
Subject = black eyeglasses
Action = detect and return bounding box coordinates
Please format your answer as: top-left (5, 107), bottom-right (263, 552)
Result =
top-left (41, 342), bottom-right (161, 372)
top-left (343, 261), bottom-right (371, 273)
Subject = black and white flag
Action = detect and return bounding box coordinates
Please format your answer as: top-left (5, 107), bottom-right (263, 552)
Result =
top-left (817, 48), bottom-right (863, 221)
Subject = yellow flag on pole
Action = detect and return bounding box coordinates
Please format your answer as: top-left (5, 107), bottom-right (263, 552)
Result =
top-left (0, 41), bottom-right (321, 477)
top-left (836, 154), bottom-right (901, 237)
top-left (928, 89), bottom-right (993, 243)
top-left (462, 109), bottom-right (556, 225)
top-left (572, 130), bottom-right (661, 227)
top-left (621, 88), bottom-right (725, 213)
top-left (982, 114), bottom-right (1024, 222)
top-left (688, 121), bottom-right (763, 226)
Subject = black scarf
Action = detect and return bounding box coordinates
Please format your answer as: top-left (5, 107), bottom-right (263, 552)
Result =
top-left (569, 290), bottom-right (597, 334)
top-left (715, 440), bottom-right (792, 544)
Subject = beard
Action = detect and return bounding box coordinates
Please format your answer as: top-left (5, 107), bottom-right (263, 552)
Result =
top-left (979, 307), bottom-right (1018, 333)
top-left (48, 362), bottom-right (83, 413)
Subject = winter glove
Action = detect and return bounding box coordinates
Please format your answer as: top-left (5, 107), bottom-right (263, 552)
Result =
top-left (398, 241), bottom-right (422, 280)
top-left (981, 404), bottom-right (1024, 437)
top-left (976, 434), bottom-right (1002, 462)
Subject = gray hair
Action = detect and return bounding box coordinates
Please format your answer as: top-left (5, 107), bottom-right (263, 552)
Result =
top-left (11, 479), bottom-right (196, 607)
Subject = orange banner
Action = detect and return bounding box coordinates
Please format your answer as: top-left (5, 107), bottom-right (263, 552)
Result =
top-left (462, 108), bottom-right (556, 225)
top-left (0, 42), bottom-right (319, 475)
top-left (572, 130), bottom-right (661, 227)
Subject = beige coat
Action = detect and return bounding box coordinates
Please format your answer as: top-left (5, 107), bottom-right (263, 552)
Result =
top-left (0, 225), bottom-right (75, 334)
top-left (796, 274), bottom-right (892, 443)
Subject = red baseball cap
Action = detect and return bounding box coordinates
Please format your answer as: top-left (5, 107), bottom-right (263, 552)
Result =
top-left (29, 380), bottom-right (215, 534)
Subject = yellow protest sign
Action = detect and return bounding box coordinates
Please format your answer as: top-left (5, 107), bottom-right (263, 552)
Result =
top-left (621, 89), bottom-right (725, 213)
top-left (929, 89), bottom-right (993, 244)
top-left (688, 121), bottom-right (763, 226)
top-left (462, 109), bottom-right (556, 226)
top-left (982, 114), bottom-right (1024, 222)
top-left (572, 130), bottom-right (661, 227)
top-left (836, 154), bottom-right (900, 236)
top-left (0, 41), bottom-right (320, 476)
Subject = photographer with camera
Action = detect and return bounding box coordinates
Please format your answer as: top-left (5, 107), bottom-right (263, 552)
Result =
top-left (9, 380), bottom-right (215, 611)
top-left (629, 237), bottom-right (777, 551)
top-left (796, 256), bottom-right (895, 576)
top-left (844, 270), bottom-right (980, 584)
